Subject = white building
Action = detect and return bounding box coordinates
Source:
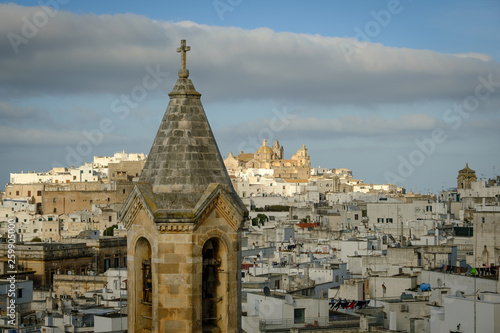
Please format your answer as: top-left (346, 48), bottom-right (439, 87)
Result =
top-left (94, 313), bottom-right (127, 332)
top-left (92, 151), bottom-right (146, 168)
top-left (431, 292), bottom-right (500, 333)
top-left (10, 163), bottom-right (98, 184)
top-left (243, 292), bottom-right (330, 333)
top-left (367, 201), bottom-right (446, 227)
top-left (9, 151), bottom-right (146, 185)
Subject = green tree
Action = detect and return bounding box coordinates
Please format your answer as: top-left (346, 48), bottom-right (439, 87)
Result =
top-left (103, 224), bottom-right (118, 236)
top-left (256, 213), bottom-right (268, 225)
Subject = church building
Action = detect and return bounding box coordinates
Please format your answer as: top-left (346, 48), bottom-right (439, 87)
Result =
top-left (120, 40), bottom-right (247, 332)
top-left (457, 163), bottom-right (477, 189)
top-left (224, 139), bottom-right (311, 179)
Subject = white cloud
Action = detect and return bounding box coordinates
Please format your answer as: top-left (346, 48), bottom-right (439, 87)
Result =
top-left (0, 4), bottom-right (498, 108)
top-left (0, 103), bottom-right (40, 121)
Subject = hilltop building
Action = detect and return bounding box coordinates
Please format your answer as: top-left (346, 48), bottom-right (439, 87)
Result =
top-left (225, 139), bottom-right (311, 179)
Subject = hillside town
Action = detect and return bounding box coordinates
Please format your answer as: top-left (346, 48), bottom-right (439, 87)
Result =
top-left (1, 143), bottom-right (499, 332)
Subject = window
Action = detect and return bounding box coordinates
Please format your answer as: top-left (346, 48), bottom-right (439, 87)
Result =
top-left (53, 208), bottom-right (57, 213)
top-left (482, 217), bottom-right (485, 223)
top-left (16, 191), bottom-right (19, 195)
top-left (37, 191), bottom-right (42, 196)
top-left (335, 275), bottom-right (339, 282)
top-left (28, 191), bottom-right (31, 197)
top-left (377, 218), bottom-right (384, 223)
top-left (294, 308), bottom-right (305, 324)
top-left (426, 206), bottom-right (432, 212)
top-left (73, 176), bottom-right (76, 180)
top-left (114, 256), bottom-right (120, 267)
top-left (104, 258), bottom-right (111, 271)
top-left (109, 216), bottom-right (112, 222)
top-left (53, 198), bottom-right (56, 203)
top-left (386, 218), bottom-right (393, 223)
top-left (17, 288), bottom-right (23, 298)
top-left (355, 214), bottom-right (359, 220)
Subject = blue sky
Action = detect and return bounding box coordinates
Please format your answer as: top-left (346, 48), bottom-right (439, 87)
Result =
top-left (0, 0), bottom-right (499, 193)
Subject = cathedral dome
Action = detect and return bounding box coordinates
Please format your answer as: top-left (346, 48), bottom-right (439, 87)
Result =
top-left (458, 163), bottom-right (475, 175)
top-left (256, 139), bottom-right (273, 154)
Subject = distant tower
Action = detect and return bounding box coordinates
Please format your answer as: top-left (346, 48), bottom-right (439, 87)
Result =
top-left (292, 144), bottom-right (310, 166)
top-left (272, 139), bottom-right (284, 160)
top-left (121, 40), bottom-right (247, 333)
top-left (457, 163), bottom-right (477, 189)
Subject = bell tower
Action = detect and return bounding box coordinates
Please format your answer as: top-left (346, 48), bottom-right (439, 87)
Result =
top-left (120, 40), bottom-right (247, 332)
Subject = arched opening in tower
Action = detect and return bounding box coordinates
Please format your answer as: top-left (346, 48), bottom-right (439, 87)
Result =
top-left (202, 237), bottom-right (228, 332)
top-left (135, 237), bottom-right (152, 332)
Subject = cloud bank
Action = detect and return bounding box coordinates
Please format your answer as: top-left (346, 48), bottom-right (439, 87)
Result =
top-left (0, 3), bottom-right (498, 106)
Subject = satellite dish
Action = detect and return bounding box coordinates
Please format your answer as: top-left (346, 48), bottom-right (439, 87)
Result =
top-left (285, 294), bottom-right (294, 305)
top-left (263, 286), bottom-right (271, 297)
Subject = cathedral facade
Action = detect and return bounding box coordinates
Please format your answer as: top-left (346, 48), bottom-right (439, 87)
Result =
top-left (224, 139), bottom-right (311, 179)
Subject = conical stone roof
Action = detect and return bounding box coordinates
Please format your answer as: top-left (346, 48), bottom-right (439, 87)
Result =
top-left (135, 42), bottom-right (244, 216)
